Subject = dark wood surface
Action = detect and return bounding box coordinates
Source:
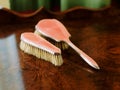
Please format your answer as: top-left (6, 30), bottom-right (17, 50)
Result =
top-left (0, 2), bottom-right (120, 90)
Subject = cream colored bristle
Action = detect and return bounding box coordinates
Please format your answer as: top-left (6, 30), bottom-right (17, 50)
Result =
top-left (34, 30), bottom-right (69, 50)
top-left (20, 40), bottom-right (63, 66)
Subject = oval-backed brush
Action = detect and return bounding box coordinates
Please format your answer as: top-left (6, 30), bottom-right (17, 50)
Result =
top-left (35, 19), bottom-right (100, 69)
top-left (34, 20), bottom-right (69, 50)
top-left (20, 32), bottom-right (63, 66)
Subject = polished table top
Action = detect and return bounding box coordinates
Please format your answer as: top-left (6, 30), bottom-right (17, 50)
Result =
top-left (0, 2), bottom-right (120, 90)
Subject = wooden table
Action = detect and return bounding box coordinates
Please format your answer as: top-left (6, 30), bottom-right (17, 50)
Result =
top-left (0, 2), bottom-right (120, 90)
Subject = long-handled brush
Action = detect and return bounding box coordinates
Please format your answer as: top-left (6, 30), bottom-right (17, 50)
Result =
top-left (34, 22), bottom-right (69, 50)
top-left (34, 19), bottom-right (100, 69)
top-left (20, 32), bottom-right (63, 66)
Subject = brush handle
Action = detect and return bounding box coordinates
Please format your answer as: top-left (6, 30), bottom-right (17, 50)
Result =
top-left (66, 39), bottom-right (100, 69)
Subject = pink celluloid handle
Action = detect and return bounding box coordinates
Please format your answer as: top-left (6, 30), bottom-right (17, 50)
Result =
top-left (66, 39), bottom-right (100, 69)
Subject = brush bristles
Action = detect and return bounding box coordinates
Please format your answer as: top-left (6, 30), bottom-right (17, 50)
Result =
top-left (34, 30), bottom-right (69, 50)
top-left (20, 40), bottom-right (63, 66)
